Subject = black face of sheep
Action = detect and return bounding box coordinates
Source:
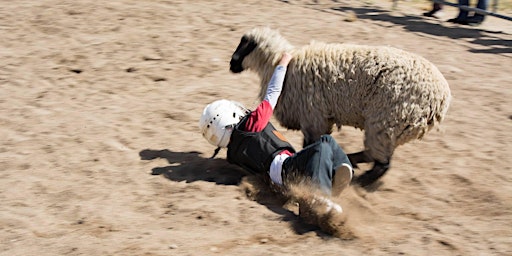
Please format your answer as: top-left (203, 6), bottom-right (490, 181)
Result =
top-left (230, 36), bottom-right (257, 73)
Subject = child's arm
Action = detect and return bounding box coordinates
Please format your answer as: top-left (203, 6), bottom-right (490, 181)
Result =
top-left (244, 53), bottom-right (293, 132)
top-left (264, 53), bottom-right (293, 109)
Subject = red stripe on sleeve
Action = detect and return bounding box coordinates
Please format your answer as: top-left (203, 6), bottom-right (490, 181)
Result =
top-left (244, 100), bottom-right (273, 132)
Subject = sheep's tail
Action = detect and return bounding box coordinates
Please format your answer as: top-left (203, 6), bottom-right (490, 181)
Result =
top-left (433, 88), bottom-right (452, 132)
top-left (424, 79), bottom-right (452, 138)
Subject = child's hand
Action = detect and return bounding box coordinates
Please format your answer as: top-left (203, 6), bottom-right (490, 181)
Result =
top-left (279, 52), bottom-right (293, 66)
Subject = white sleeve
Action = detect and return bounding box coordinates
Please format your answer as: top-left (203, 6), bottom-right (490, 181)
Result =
top-left (264, 65), bottom-right (287, 109)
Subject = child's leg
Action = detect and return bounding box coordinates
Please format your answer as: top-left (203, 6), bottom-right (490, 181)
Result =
top-left (319, 135), bottom-right (353, 196)
top-left (282, 135), bottom-right (352, 196)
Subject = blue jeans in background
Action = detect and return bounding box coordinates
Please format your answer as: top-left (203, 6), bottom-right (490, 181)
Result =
top-left (457, 0), bottom-right (488, 22)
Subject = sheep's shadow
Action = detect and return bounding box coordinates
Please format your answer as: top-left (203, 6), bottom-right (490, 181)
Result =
top-left (328, 5), bottom-right (511, 55)
top-left (139, 148), bottom-right (333, 237)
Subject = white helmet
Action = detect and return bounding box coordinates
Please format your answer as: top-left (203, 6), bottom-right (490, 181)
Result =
top-left (199, 99), bottom-right (249, 148)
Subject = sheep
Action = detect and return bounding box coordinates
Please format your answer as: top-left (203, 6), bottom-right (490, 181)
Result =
top-left (229, 27), bottom-right (451, 187)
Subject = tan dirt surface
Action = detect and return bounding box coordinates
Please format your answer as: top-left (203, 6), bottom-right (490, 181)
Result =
top-left (1, 0), bottom-right (511, 255)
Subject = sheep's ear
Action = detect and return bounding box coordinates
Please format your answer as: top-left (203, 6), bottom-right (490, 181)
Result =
top-left (230, 37), bottom-right (257, 73)
top-left (234, 36), bottom-right (256, 55)
top-left (245, 40), bottom-right (257, 54)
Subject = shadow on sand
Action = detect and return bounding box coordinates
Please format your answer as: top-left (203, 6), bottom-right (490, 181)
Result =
top-left (139, 148), bottom-right (333, 237)
top-left (285, 1), bottom-right (512, 55)
top-left (139, 148), bottom-right (245, 185)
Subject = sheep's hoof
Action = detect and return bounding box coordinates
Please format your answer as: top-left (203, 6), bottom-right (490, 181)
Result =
top-left (347, 151), bottom-right (373, 167)
top-left (356, 162), bottom-right (389, 187)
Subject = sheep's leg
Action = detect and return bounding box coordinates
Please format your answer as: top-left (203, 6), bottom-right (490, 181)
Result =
top-left (302, 129), bottom-right (331, 148)
top-left (301, 118), bottom-right (334, 148)
top-left (356, 161), bottom-right (390, 187)
top-left (347, 151), bottom-right (373, 169)
top-left (300, 125), bottom-right (314, 147)
top-left (355, 121), bottom-right (394, 186)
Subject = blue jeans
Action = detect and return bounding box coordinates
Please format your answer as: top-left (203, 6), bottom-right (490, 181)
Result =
top-left (282, 135), bottom-right (352, 195)
top-left (457, 0), bottom-right (488, 21)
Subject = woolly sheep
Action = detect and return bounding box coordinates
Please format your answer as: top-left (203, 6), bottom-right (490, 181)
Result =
top-left (229, 27), bottom-right (451, 186)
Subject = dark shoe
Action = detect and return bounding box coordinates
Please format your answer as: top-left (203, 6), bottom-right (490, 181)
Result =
top-left (423, 11), bottom-right (440, 19)
top-left (423, 11), bottom-right (434, 17)
top-left (466, 17), bottom-right (484, 26)
top-left (447, 18), bottom-right (469, 25)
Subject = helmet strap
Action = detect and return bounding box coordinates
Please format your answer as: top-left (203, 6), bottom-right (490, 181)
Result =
top-left (210, 147), bottom-right (221, 159)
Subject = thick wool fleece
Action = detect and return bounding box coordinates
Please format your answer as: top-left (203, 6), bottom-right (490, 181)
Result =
top-left (240, 27), bottom-right (451, 163)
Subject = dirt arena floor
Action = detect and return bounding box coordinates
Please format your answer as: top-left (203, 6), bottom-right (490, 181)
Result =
top-left (1, 0), bottom-right (511, 255)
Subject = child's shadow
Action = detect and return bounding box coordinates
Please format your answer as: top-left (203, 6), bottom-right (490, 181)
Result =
top-left (139, 148), bottom-right (292, 217)
top-left (139, 148), bottom-right (327, 236)
top-left (139, 148), bottom-right (246, 185)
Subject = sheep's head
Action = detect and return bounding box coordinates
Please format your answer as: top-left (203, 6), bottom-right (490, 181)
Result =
top-left (229, 35), bottom-right (257, 73)
top-left (229, 27), bottom-right (293, 74)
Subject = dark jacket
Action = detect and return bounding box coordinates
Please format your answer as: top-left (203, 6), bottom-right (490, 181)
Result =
top-left (227, 115), bottom-right (295, 175)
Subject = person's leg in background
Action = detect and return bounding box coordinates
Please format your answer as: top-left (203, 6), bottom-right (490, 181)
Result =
top-left (448, 0), bottom-right (470, 24)
top-left (448, 0), bottom-right (487, 25)
top-left (423, 1), bottom-right (444, 18)
top-left (468, 0), bottom-right (488, 24)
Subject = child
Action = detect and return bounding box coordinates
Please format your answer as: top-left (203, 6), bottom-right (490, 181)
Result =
top-left (199, 53), bottom-right (353, 217)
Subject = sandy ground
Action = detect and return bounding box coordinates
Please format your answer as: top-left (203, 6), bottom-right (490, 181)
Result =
top-left (1, 0), bottom-right (511, 255)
